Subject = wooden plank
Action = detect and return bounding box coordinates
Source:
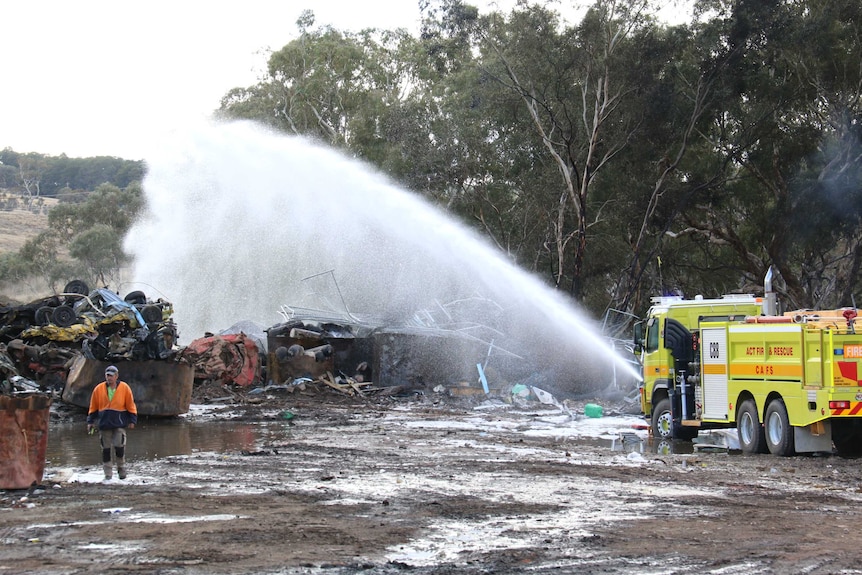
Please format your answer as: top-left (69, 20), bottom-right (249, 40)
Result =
top-left (319, 373), bottom-right (353, 395)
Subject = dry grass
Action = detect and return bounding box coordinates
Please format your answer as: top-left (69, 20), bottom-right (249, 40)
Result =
top-left (0, 196), bottom-right (56, 254)
top-left (0, 194), bottom-right (134, 303)
top-left (0, 195), bottom-right (60, 303)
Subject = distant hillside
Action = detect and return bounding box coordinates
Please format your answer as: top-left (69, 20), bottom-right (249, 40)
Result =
top-left (0, 149), bottom-right (144, 197)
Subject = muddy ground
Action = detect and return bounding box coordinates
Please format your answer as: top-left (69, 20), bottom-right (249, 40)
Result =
top-left (3, 384), bottom-right (862, 575)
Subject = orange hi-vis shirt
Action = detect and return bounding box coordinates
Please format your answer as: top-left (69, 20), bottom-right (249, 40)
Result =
top-left (87, 380), bottom-right (138, 429)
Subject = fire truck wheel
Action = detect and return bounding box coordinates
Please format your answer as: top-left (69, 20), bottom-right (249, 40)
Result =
top-left (765, 399), bottom-right (795, 456)
top-left (737, 399), bottom-right (767, 454)
top-left (652, 397), bottom-right (697, 441)
top-left (652, 398), bottom-right (673, 439)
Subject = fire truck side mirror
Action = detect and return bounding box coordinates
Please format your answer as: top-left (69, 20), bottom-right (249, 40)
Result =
top-left (633, 321), bottom-right (644, 354)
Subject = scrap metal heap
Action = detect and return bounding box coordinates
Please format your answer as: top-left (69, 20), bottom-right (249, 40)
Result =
top-left (263, 290), bottom-right (610, 399)
top-left (179, 272), bottom-right (637, 400)
top-left (0, 280), bottom-right (193, 418)
top-left (0, 280), bottom-right (180, 390)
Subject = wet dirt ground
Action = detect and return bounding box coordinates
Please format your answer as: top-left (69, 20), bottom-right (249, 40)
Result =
top-left (4, 386), bottom-right (862, 575)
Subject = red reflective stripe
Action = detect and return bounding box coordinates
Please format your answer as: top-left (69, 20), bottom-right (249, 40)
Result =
top-left (830, 403), bottom-right (862, 416)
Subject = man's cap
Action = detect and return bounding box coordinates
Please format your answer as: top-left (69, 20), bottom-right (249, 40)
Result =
top-left (105, 365), bottom-right (119, 375)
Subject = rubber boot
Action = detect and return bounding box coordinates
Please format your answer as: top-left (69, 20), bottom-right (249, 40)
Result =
top-left (115, 446), bottom-right (126, 479)
top-left (102, 446), bottom-right (113, 480)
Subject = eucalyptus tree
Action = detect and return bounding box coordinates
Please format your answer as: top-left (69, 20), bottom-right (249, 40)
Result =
top-left (652, 0), bottom-right (862, 309)
top-left (44, 182), bottom-right (143, 287)
top-left (406, 0), bottom-right (560, 266)
top-left (16, 152), bottom-right (47, 206)
top-left (598, 6), bottom-right (752, 313)
top-left (217, 5), bottom-right (549, 267)
top-left (219, 10), bottom-right (416, 161)
top-left (470, 0), bottom-right (719, 317)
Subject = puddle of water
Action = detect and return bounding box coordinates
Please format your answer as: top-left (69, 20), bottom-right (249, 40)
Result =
top-left (29, 511), bottom-right (244, 530)
top-left (76, 542), bottom-right (146, 555)
top-left (46, 407), bottom-right (727, 474)
top-left (47, 418), bottom-right (293, 467)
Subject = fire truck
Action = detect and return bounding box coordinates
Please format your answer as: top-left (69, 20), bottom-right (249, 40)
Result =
top-left (634, 269), bottom-right (862, 456)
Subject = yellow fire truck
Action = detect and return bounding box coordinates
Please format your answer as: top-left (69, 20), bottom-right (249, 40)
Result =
top-left (634, 270), bottom-right (862, 456)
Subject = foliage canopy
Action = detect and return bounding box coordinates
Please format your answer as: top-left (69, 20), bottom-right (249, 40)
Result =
top-left (217, 0), bottom-right (862, 319)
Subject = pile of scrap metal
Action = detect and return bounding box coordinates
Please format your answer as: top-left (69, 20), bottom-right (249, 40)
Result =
top-left (267, 319), bottom-right (373, 391)
top-left (0, 281), bottom-right (193, 416)
top-left (0, 279), bottom-right (89, 342)
top-left (18, 284), bottom-right (177, 363)
top-left (267, 293), bottom-right (581, 399)
top-left (0, 280), bottom-right (178, 373)
top-left (5, 339), bottom-right (78, 391)
top-left (174, 311), bottom-right (476, 398)
top-left (266, 315), bottom-right (496, 399)
top-left (0, 344), bottom-right (41, 395)
top-left (1, 281), bottom-right (171, 355)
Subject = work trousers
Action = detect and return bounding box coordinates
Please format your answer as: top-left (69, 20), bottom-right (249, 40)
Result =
top-left (99, 427), bottom-right (127, 468)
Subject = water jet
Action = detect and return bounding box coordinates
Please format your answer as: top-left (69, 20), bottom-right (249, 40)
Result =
top-left (126, 121), bottom-right (638, 395)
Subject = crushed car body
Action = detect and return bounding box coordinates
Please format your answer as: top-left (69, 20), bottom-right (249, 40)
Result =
top-left (181, 332), bottom-right (263, 387)
top-left (19, 286), bottom-right (177, 362)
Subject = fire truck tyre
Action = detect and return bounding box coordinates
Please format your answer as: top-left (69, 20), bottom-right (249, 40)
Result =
top-left (765, 399), bottom-right (795, 456)
top-left (652, 398), bottom-right (697, 440)
top-left (832, 420), bottom-right (862, 456)
top-left (652, 398), bottom-right (673, 439)
top-left (737, 399), bottom-right (767, 454)
top-left (51, 305), bottom-right (77, 327)
top-left (63, 280), bottom-right (89, 296)
top-left (34, 306), bottom-right (54, 326)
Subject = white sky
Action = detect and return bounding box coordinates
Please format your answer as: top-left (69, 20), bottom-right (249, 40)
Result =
top-left (0, 1), bottom-right (436, 160)
top-left (1, 1), bottom-right (687, 161)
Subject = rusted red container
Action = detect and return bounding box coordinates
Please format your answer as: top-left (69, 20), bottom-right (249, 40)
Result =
top-left (0, 393), bottom-right (52, 489)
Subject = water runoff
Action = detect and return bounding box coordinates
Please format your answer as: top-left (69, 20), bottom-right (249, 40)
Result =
top-left (125, 120), bottom-right (639, 395)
